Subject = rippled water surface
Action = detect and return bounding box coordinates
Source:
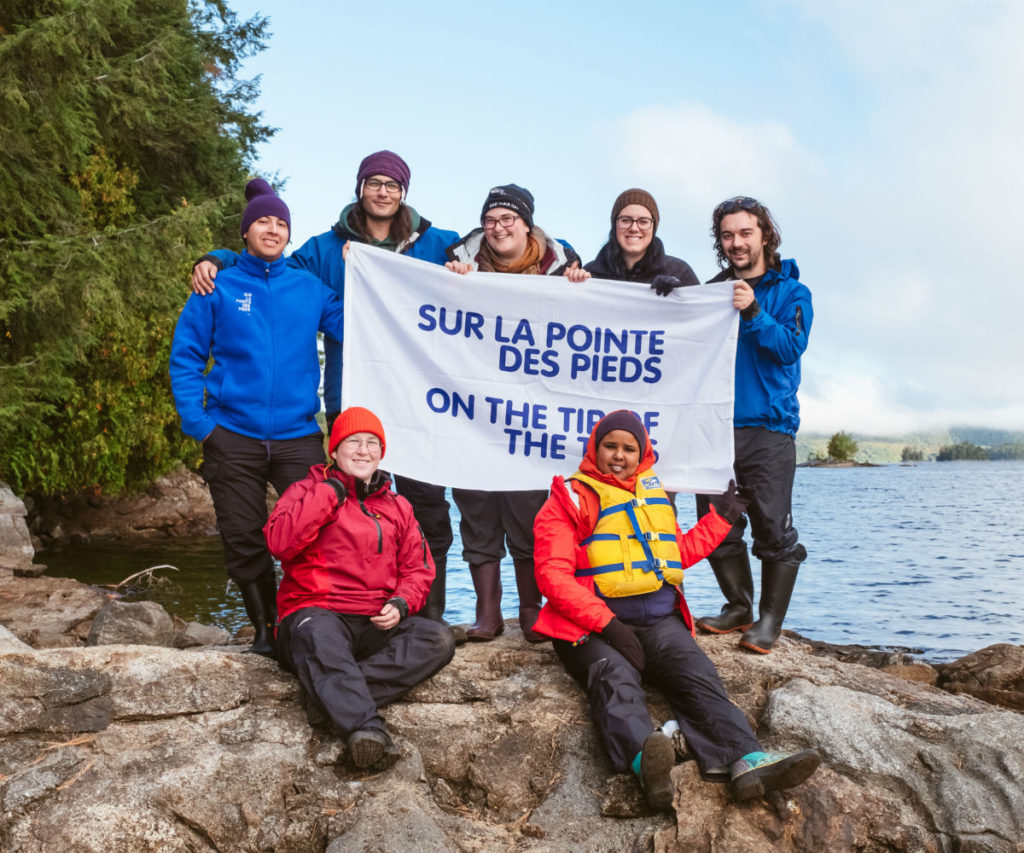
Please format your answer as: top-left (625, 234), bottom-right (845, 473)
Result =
top-left (40, 461), bottom-right (1024, 662)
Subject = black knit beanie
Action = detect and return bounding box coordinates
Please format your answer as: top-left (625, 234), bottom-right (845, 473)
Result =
top-left (480, 184), bottom-right (535, 228)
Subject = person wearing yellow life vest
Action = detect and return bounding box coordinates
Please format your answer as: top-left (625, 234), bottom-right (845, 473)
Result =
top-left (531, 410), bottom-right (821, 809)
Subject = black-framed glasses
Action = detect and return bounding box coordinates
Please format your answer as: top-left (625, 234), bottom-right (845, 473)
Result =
top-left (364, 178), bottom-right (402, 194)
top-left (482, 213), bottom-right (520, 230)
top-left (714, 196), bottom-right (760, 216)
top-left (615, 215), bottom-right (654, 231)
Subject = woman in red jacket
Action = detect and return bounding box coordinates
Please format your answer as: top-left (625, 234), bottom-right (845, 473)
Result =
top-left (532, 410), bottom-right (820, 809)
top-left (264, 407), bottom-right (455, 771)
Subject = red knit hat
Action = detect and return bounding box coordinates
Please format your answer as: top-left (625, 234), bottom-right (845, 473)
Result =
top-left (329, 406), bottom-right (386, 456)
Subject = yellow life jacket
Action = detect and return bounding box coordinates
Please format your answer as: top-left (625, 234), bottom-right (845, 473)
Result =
top-left (570, 468), bottom-right (684, 598)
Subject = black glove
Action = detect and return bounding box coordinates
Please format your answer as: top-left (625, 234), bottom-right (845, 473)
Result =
top-left (600, 617), bottom-right (646, 671)
top-left (715, 479), bottom-right (749, 523)
top-left (651, 274), bottom-right (681, 297)
top-left (323, 478), bottom-right (347, 503)
top-left (192, 253), bottom-right (224, 273)
top-left (740, 298), bottom-right (761, 321)
top-left (386, 596), bottom-right (409, 620)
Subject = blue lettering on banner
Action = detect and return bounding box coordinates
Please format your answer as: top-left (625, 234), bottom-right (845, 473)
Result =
top-left (417, 308), bottom-right (668, 385)
top-left (423, 391), bottom-right (665, 462)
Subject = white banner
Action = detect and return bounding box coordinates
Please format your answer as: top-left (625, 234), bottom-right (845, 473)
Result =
top-left (342, 243), bottom-right (737, 493)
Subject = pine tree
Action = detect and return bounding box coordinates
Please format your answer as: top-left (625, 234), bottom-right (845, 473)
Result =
top-left (0, 0), bottom-right (271, 495)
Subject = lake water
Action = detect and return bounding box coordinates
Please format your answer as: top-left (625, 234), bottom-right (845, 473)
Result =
top-left (39, 461), bottom-right (1024, 663)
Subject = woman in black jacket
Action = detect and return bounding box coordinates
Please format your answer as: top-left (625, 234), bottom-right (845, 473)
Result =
top-left (566, 188), bottom-right (699, 294)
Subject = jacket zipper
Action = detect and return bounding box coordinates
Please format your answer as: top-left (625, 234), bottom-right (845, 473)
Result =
top-left (359, 500), bottom-right (383, 553)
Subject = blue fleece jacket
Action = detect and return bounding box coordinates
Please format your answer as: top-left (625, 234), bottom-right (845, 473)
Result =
top-left (203, 205), bottom-right (457, 414)
top-left (709, 259), bottom-right (812, 437)
top-left (170, 250), bottom-right (344, 442)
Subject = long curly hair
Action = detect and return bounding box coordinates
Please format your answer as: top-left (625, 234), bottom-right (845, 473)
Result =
top-left (711, 197), bottom-right (782, 271)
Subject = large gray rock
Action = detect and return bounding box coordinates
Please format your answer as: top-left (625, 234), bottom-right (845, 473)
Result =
top-left (1, 611), bottom-right (1022, 852)
top-left (0, 571), bottom-right (108, 648)
top-left (87, 600), bottom-right (175, 647)
top-left (0, 482), bottom-right (35, 570)
top-left (937, 643), bottom-right (1024, 712)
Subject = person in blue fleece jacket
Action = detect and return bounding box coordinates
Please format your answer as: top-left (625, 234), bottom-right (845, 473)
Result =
top-left (170, 179), bottom-right (344, 658)
top-left (695, 196), bottom-right (813, 654)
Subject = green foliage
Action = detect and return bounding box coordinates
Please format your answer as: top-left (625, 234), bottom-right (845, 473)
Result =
top-left (827, 431), bottom-right (858, 462)
top-left (0, 0), bottom-right (271, 496)
top-left (901, 446), bottom-right (924, 462)
top-left (987, 443), bottom-right (1024, 461)
top-left (936, 441), bottom-right (989, 462)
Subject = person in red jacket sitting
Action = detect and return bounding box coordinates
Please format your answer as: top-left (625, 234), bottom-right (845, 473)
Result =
top-left (264, 407), bottom-right (456, 770)
top-left (532, 410), bottom-right (820, 809)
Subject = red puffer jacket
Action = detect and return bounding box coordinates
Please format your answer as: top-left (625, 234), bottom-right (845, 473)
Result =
top-left (264, 464), bottom-right (434, 623)
top-left (532, 428), bottom-right (732, 644)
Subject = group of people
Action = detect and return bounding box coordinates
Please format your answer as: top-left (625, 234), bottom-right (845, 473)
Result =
top-left (169, 150), bottom-right (818, 806)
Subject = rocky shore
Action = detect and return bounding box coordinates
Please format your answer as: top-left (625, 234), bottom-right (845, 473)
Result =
top-left (3, 481), bottom-right (1024, 851)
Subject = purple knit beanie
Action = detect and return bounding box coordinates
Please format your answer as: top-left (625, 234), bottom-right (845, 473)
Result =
top-left (355, 150), bottom-right (411, 197)
top-left (593, 410), bottom-right (647, 456)
top-left (240, 178), bottom-right (290, 237)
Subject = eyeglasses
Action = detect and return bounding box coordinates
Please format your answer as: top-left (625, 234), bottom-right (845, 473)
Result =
top-left (482, 213), bottom-right (520, 230)
top-left (714, 196), bottom-right (761, 216)
top-left (341, 437), bottom-right (382, 451)
top-left (363, 178), bottom-right (402, 194)
top-left (615, 215), bottom-right (654, 231)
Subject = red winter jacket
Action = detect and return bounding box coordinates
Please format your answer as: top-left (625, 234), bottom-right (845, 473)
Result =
top-left (264, 464), bottom-right (434, 623)
top-left (531, 428), bottom-right (732, 644)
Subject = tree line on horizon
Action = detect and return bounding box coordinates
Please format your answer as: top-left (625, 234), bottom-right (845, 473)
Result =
top-left (0, 0), bottom-right (271, 497)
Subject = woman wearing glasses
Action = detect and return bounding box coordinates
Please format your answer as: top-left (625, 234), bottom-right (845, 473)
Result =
top-left (264, 407), bottom-right (456, 771)
top-left (565, 188), bottom-right (699, 294)
top-left (444, 184), bottom-right (583, 643)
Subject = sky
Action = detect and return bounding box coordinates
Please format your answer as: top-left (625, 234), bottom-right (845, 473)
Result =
top-left (220, 0), bottom-right (1024, 436)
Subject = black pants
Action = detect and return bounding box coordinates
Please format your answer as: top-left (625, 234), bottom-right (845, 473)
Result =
top-left (393, 476), bottom-right (453, 565)
top-left (202, 427), bottom-right (325, 582)
top-left (697, 426), bottom-right (806, 564)
top-left (450, 488), bottom-right (547, 564)
top-left (278, 607), bottom-right (455, 737)
top-left (554, 614), bottom-right (760, 773)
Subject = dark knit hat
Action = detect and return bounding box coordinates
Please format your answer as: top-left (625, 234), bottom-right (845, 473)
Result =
top-left (329, 406), bottom-right (387, 457)
top-left (480, 184), bottom-right (535, 228)
top-left (612, 188), bottom-right (659, 233)
top-left (593, 410), bottom-right (647, 457)
top-left (355, 150), bottom-right (411, 197)
top-left (240, 178), bottom-right (290, 237)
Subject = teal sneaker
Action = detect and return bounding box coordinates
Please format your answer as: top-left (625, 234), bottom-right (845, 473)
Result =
top-left (730, 749), bottom-right (821, 801)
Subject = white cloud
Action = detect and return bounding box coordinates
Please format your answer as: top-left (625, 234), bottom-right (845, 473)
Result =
top-left (594, 3), bottom-right (1024, 434)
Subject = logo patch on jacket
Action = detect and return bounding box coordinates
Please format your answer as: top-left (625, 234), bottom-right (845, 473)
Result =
top-left (640, 476), bottom-right (661, 489)
top-left (236, 293), bottom-right (252, 313)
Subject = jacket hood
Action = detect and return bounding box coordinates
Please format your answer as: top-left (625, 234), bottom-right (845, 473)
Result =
top-left (707, 257), bottom-right (799, 284)
top-left (315, 462), bottom-right (392, 498)
top-left (578, 411), bottom-right (657, 492)
top-left (332, 203), bottom-right (425, 244)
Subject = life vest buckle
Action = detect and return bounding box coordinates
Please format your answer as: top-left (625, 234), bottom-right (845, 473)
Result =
top-left (632, 497), bottom-right (646, 508)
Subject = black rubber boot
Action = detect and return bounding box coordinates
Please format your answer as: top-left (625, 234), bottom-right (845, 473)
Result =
top-left (513, 558), bottom-right (546, 643)
top-left (739, 561), bottom-right (800, 654)
top-left (422, 554), bottom-right (467, 645)
top-left (238, 570), bottom-right (277, 659)
top-left (696, 552), bottom-right (754, 634)
top-left (466, 561), bottom-right (504, 641)
top-left (422, 553), bottom-right (447, 622)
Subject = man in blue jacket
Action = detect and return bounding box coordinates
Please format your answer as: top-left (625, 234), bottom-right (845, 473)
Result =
top-left (695, 197), bottom-right (813, 654)
top-left (171, 179), bottom-right (344, 658)
top-left (190, 152), bottom-right (461, 631)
